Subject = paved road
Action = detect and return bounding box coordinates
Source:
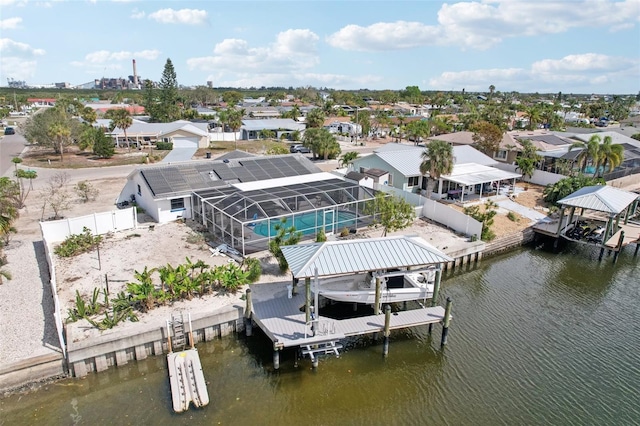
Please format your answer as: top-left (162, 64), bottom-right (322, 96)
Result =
top-left (0, 132), bottom-right (30, 178)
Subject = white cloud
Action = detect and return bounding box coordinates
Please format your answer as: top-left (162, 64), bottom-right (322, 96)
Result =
top-left (1, 58), bottom-right (37, 80)
top-left (328, 0), bottom-right (639, 51)
top-left (428, 53), bottom-right (640, 92)
top-left (0, 17), bottom-right (22, 29)
top-left (148, 8), bottom-right (207, 25)
top-left (130, 8), bottom-right (145, 19)
top-left (77, 49), bottom-right (160, 65)
top-left (0, 38), bottom-right (46, 57)
top-left (206, 71), bottom-right (382, 91)
top-left (188, 29), bottom-right (320, 74)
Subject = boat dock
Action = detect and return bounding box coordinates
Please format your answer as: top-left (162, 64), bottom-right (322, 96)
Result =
top-left (166, 312), bottom-right (210, 413)
top-left (247, 282), bottom-right (450, 368)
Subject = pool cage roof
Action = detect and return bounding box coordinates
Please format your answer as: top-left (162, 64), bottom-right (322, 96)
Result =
top-left (194, 178), bottom-right (377, 222)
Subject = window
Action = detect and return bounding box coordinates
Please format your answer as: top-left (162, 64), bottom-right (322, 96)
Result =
top-left (137, 184), bottom-right (141, 196)
top-left (407, 176), bottom-right (420, 187)
top-left (495, 150), bottom-right (507, 160)
top-left (171, 198), bottom-right (185, 211)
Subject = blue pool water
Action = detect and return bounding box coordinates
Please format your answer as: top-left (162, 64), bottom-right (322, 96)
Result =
top-left (252, 210), bottom-right (357, 237)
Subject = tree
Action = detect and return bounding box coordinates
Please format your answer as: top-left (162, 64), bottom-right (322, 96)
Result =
top-left (226, 108), bottom-right (244, 149)
top-left (471, 121), bottom-right (503, 156)
top-left (107, 109), bottom-right (133, 150)
top-left (74, 181), bottom-right (99, 203)
top-left (22, 106), bottom-right (80, 158)
top-left (405, 120), bottom-right (430, 145)
top-left (420, 140), bottom-right (454, 197)
top-left (543, 175), bottom-right (605, 206)
top-left (157, 59), bottom-right (181, 122)
top-left (302, 128), bottom-right (340, 160)
top-left (339, 151), bottom-right (359, 167)
top-left (92, 128), bottom-right (115, 158)
top-left (305, 108), bottom-right (326, 128)
top-left (80, 106), bottom-right (97, 125)
top-left (222, 91), bottom-right (243, 107)
top-left (0, 177), bottom-right (21, 247)
top-left (514, 139), bottom-right (542, 180)
top-left (141, 79), bottom-right (158, 121)
top-left (42, 172), bottom-right (71, 220)
top-left (268, 218), bottom-right (302, 272)
top-left (569, 135), bottom-right (601, 174)
top-left (593, 135), bottom-right (624, 177)
top-left (464, 200), bottom-right (497, 241)
top-left (364, 192), bottom-right (415, 237)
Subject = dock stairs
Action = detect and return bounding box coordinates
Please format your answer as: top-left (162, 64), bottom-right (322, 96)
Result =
top-left (170, 312), bottom-right (187, 351)
top-left (301, 319), bottom-right (344, 362)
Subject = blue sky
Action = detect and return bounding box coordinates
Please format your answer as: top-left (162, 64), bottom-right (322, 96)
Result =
top-left (1, 0), bottom-right (639, 94)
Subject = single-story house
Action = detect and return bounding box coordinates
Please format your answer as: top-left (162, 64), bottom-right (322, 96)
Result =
top-left (240, 118), bottom-right (306, 140)
top-left (117, 153), bottom-right (322, 224)
top-left (109, 120), bottom-right (210, 149)
top-left (350, 143), bottom-right (521, 200)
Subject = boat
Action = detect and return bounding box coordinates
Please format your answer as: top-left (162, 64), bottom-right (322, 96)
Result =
top-left (315, 269), bottom-right (436, 305)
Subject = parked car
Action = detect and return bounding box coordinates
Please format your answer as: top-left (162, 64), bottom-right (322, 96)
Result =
top-left (289, 144), bottom-right (311, 153)
top-left (4, 127), bottom-right (15, 135)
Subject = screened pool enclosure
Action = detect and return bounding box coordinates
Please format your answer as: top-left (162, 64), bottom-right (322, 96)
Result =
top-left (192, 174), bottom-right (378, 256)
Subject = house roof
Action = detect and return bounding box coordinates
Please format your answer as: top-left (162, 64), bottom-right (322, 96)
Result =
top-left (427, 131), bottom-right (475, 145)
top-left (281, 235), bottom-right (453, 279)
top-left (111, 120), bottom-right (209, 137)
top-left (557, 185), bottom-right (639, 215)
top-left (215, 150), bottom-right (257, 161)
top-left (138, 154), bottom-right (322, 198)
top-left (445, 163), bottom-right (521, 186)
top-left (345, 171), bottom-right (366, 181)
top-left (367, 144), bottom-right (498, 177)
top-left (241, 118), bottom-right (305, 132)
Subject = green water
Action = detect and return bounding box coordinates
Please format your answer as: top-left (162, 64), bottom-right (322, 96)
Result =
top-left (2, 243), bottom-right (640, 425)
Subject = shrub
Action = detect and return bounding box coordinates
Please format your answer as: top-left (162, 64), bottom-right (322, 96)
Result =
top-left (242, 257), bottom-right (262, 283)
top-left (464, 201), bottom-right (497, 241)
top-left (340, 227), bottom-right (350, 237)
top-left (507, 211), bottom-right (519, 222)
top-left (54, 227), bottom-right (102, 257)
top-left (155, 141), bottom-right (173, 150)
top-left (74, 181), bottom-right (99, 203)
top-left (316, 228), bottom-right (327, 242)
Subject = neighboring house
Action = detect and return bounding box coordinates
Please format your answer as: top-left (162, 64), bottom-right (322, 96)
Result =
top-left (27, 98), bottom-right (56, 108)
top-left (350, 143), bottom-right (520, 199)
top-left (110, 120), bottom-right (210, 148)
top-left (427, 131), bottom-right (521, 165)
top-left (84, 102), bottom-right (145, 115)
top-left (240, 118), bottom-right (305, 140)
top-left (326, 120), bottom-right (362, 136)
top-left (344, 169), bottom-right (389, 189)
top-left (118, 154), bottom-right (322, 223)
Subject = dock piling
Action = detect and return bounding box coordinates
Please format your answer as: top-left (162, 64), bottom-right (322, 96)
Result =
top-left (440, 297), bottom-right (453, 347)
top-left (383, 305), bottom-right (391, 358)
top-left (244, 289), bottom-right (253, 337)
top-left (273, 342), bottom-right (280, 370)
top-left (429, 268), bottom-right (442, 335)
top-left (613, 231), bottom-right (625, 264)
top-left (305, 277), bottom-right (311, 324)
top-left (374, 277), bottom-right (381, 315)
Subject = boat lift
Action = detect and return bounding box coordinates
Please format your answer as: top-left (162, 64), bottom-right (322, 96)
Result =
top-left (166, 312), bottom-right (210, 413)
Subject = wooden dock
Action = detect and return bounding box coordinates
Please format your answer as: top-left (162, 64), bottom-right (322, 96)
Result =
top-left (249, 282), bottom-right (446, 350)
top-left (604, 222), bottom-right (640, 249)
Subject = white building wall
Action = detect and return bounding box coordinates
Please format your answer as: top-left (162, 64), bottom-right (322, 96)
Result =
top-left (351, 156), bottom-right (403, 189)
top-left (493, 163), bottom-right (563, 186)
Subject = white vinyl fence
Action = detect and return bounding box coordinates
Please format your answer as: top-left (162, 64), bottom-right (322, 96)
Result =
top-left (422, 199), bottom-right (483, 239)
top-left (493, 163), bottom-right (563, 187)
top-left (39, 208), bottom-right (137, 357)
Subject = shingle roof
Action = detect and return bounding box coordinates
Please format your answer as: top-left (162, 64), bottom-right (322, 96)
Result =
top-left (557, 185), bottom-right (639, 215)
top-left (282, 235), bottom-right (453, 279)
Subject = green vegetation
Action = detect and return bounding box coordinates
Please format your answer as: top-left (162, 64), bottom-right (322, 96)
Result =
top-left (54, 227), bottom-right (103, 257)
top-left (315, 228), bottom-right (327, 242)
top-left (507, 211), bottom-right (519, 222)
top-left (268, 218), bottom-right (302, 272)
top-left (66, 256), bottom-right (261, 330)
top-left (364, 192), bottom-right (416, 237)
top-left (155, 141), bottom-right (173, 150)
top-left (420, 139), bottom-right (454, 195)
top-left (543, 176), bottom-right (605, 206)
top-left (74, 181), bottom-right (99, 203)
top-left (464, 200), bottom-right (498, 241)
top-left (302, 128), bottom-right (341, 160)
top-left (515, 139), bottom-right (542, 179)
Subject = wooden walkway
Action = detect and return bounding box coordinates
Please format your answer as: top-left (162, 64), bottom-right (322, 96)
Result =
top-left (250, 282), bottom-right (445, 349)
top-left (604, 222), bottom-right (640, 249)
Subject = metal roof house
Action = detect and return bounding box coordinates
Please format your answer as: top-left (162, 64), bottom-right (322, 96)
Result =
top-left (118, 153), bottom-right (379, 255)
top-left (240, 119), bottom-right (306, 140)
top-left (350, 144), bottom-right (521, 200)
top-left (109, 119), bottom-right (211, 149)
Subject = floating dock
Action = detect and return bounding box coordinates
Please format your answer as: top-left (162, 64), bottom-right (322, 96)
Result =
top-left (166, 313), bottom-right (210, 413)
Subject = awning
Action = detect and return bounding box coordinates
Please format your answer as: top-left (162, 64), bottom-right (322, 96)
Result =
top-left (443, 163), bottom-right (521, 186)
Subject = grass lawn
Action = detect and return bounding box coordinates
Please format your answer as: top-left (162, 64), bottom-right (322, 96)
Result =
top-left (194, 139), bottom-right (292, 158)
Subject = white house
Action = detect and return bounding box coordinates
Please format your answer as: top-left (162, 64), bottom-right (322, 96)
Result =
top-left (109, 119), bottom-right (211, 149)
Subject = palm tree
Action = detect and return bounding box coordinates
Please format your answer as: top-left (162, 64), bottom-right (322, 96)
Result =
top-left (305, 108), bottom-right (325, 128)
top-left (595, 136), bottom-right (624, 177)
top-left (339, 151), bottom-right (359, 168)
top-left (420, 140), bottom-right (454, 197)
top-left (109, 109), bottom-right (133, 151)
top-left (569, 135), bottom-right (601, 174)
top-left (47, 123), bottom-right (71, 162)
top-left (227, 108), bottom-right (244, 150)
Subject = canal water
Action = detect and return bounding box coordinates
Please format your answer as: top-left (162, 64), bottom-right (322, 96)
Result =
top-left (2, 243), bottom-right (640, 425)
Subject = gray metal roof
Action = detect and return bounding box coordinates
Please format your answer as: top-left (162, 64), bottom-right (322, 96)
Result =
top-left (558, 185), bottom-right (639, 215)
top-left (373, 144), bottom-right (497, 177)
top-left (282, 235), bottom-right (453, 279)
top-left (241, 118), bottom-right (306, 132)
top-left (140, 154), bottom-right (321, 197)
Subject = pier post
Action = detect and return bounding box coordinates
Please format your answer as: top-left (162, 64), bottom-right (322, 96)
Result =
top-left (440, 297), bottom-right (453, 347)
top-left (292, 278), bottom-right (298, 296)
top-left (294, 348), bottom-right (299, 368)
top-left (273, 341), bottom-right (280, 370)
top-left (429, 268), bottom-right (442, 335)
top-left (374, 277), bottom-right (381, 315)
top-left (613, 231), bottom-right (625, 264)
top-left (244, 289), bottom-right (253, 337)
top-left (305, 277), bottom-right (311, 324)
top-left (635, 243), bottom-right (639, 256)
top-left (383, 305), bottom-right (391, 358)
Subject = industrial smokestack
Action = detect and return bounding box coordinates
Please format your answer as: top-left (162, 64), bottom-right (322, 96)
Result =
top-left (132, 59), bottom-right (138, 86)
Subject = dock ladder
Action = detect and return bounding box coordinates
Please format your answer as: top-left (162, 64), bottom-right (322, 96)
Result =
top-left (301, 318), bottom-right (343, 363)
top-left (170, 312), bottom-right (187, 351)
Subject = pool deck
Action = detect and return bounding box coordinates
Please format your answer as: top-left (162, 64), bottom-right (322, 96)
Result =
top-left (249, 282), bottom-right (446, 349)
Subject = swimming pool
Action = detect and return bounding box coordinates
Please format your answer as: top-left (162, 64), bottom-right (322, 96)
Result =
top-left (251, 210), bottom-right (357, 237)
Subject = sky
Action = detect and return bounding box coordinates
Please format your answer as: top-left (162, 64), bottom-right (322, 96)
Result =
top-left (1, 0), bottom-right (639, 94)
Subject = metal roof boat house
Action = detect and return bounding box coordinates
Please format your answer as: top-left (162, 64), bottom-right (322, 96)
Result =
top-left (245, 235), bottom-right (455, 369)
